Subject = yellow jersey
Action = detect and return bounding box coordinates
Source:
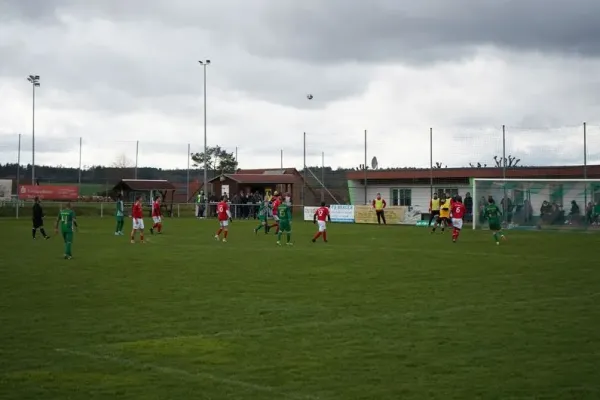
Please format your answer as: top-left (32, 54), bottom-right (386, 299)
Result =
top-left (430, 198), bottom-right (440, 211)
top-left (439, 200), bottom-right (450, 218)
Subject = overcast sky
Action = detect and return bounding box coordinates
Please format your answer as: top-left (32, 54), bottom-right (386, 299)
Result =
top-left (1, 0), bottom-right (600, 170)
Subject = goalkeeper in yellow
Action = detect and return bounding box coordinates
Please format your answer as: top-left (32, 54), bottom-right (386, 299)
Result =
top-left (484, 196), bottom-right (506, 245)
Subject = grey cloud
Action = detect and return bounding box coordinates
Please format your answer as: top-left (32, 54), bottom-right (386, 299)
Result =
top-left (6, 0), bottom-right (600, 65)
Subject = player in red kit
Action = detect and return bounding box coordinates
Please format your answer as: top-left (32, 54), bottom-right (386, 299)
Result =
top-left (215, 196), bottom-right (232, 242)
top-left (269, 192), bottom-right (281, 234)
top-left (150, 195), bottom-right (162, 235)
top-left (450, 195), bottom-right (465, 243)
top-left (312, 201), bottom-right (331, 243)
top-left (130, 196), bottom-right (145, 244)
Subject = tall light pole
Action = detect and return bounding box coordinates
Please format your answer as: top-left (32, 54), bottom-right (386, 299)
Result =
top-left (198, 60), bottom-right (210, 214)
top-left (27, 75), bottom-right (40, 185)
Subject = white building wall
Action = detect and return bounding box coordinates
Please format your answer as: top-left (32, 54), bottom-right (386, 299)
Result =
top-left (349, 182), bottom-right (471, 209)
top-left (351, 181), bottom-right (599, 217)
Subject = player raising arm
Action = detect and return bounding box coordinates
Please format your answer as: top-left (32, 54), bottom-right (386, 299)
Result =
top-left (150, 195), bottom-right (163, 235)
top-left (276, 196), bottom-right (293, 246)
top-left (215, 196), bottom-right (232, 242)
top-left (269, 192), bottom-right (281, 234)
top-left (312, 201), bottom-right (331, 243)
top-left (54, 202), bottom-right (78, 259)
top-left (131, 196), bottom-right (145, 244)
top-left (484, 196), bottom-right (506, 245)
top-left (450, 195), bottom-right (465, 243)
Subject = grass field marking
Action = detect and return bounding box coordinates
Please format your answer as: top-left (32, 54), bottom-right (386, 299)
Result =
top-left (101, 291), bottom-right (600, 347)
top-left (55, 348), bottom-right (320, 400)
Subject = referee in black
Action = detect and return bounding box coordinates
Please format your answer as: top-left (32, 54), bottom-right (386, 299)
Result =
top-left (32, 196), bottom-right (50, 240)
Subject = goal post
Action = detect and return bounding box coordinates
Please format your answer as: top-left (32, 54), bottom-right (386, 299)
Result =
top-left (472, 178), bottom-right (600, 230)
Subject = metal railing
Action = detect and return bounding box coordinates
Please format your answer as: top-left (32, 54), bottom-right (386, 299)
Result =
top-left (0, 201), bottom-right (304, 219)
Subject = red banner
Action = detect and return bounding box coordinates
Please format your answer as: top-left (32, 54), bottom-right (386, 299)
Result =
top-left (18, 185), bottom-right (79, 200)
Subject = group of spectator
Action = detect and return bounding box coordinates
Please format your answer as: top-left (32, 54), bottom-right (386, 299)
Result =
top-left (475, 194), bottom-right (600, 227)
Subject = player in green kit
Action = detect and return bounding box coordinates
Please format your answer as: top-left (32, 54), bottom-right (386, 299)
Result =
top-left (276, 193), bottom-right (293, 246)
top-left (254, 199), bottom-right (270, 234)
top-left (54, 202), bottom-right (78, 259)
top-left (484, 196), bottom-right (506, 245)
top-left (115, 194), bottom-right (125, 235)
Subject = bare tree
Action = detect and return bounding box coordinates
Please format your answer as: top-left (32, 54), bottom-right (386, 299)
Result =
top-left (111, 154), bottom-right (134, 179)
top-left (493, 155), bottom-right (521, 167)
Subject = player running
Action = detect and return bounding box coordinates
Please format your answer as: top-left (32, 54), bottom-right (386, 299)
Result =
top-left (276, 195), bottom-right (293, 246)
top-left (484, 196), bottom-right (506, 245)
top-left (269, 192), bottom-right (282, 234)
top-left (150, 195), bottom-right (163, 235)
top-left (312, 201), bottom-right (331, 243)
top-left (254, 199), bottom-right (270, 234)
top-left (131, 196), bottom-right (145, 243)
top-left (54, 202), bottom-right (77, 259)
top-left (432, 197), bottom-right (451, 233)
top-left (215, 196), bottom-right (232, 242)
top-left (450, 195), bottom-right (465, 243)
top-left (115, 194), bottom-right (125, 235)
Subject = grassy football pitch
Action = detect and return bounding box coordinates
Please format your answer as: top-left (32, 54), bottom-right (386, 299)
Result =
top-left (1, 218), bottom-right (599, 399)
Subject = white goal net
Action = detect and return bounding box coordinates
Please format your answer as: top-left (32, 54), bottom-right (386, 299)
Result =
top-left (472, 179), bottom-right (600, 230)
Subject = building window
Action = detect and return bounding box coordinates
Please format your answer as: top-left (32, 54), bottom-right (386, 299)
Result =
top-left (436, 188), bottom-right (458, 198)
top-left (549, 184), bottom-right (563, 205)
top-left (514, 189), bottom-right (525, 206)
top-left (593, 186), bottom-right (600, 204)
top-left (391, 188), bottom-right (412, 206)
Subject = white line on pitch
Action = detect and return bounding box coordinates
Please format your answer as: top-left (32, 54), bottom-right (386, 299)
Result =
top-left (55, 348), bottom-right (319, 400)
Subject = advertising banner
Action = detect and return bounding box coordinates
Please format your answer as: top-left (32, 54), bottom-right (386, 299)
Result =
top-left (18, 185), bottom-right (79, 200)
top-left (303, 206), bottom-right (318, 221)
top-left (330, 204), bottom-right (355, 223)
top-left (354, 205), bottom-right (406, 224)
top-left (0, 179), bottom-right (12, 200)
top-left (303, 205), bottom-right (355, 222)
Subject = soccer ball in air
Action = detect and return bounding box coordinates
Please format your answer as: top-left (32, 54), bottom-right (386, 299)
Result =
top-left (307, 94), bottom-right (313, 100)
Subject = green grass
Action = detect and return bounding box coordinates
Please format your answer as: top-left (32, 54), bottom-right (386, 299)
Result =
top-left (1, 218), bottom-right (599, 399)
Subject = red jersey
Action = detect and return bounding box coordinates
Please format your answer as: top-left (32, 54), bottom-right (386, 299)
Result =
top-left (315, 206), bottom-right (330, 221)
top-left (152, 201), bottom-right (161, 217)
top-left (272, 197), bottom-right (281, 214)
top-left (451, 202), bottom-right (465, 219)
top-left (132, 202), bottom-right (143, 219)
top-left (216, 201), bottom-right (230, 221)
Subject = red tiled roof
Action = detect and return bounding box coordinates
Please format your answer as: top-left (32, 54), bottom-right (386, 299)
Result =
top-left (346, 165), bottom-right (600, 180)
top-left (210, 174), bottom-right (299, 184)
top-left (236, 168), bottom-right (299, 175)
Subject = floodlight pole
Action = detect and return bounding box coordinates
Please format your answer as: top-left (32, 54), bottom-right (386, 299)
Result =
top-left (27, 75), bottom-right (40, 184)
top-left (502, 125), bottom-right (507, 223)
top-left (584, 122), bottom-right (588, 211)
top-left (199, 60), bottom-right (211, 215)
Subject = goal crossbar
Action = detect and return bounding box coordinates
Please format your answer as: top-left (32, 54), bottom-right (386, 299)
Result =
top-left (472, 178), bottom-right (600, 230)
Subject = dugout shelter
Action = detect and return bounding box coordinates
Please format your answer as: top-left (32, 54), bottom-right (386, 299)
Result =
top-left (112, 179), bottom-right (176, 216)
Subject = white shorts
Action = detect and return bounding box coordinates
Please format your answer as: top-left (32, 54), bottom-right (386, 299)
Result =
top-left (132, 218), bottom-right (144, 230)
top-left (219, 220), bottom-right (229, 228)
top-left (452, 218), bottom-right (463, 230)
top-left (152, 216), bottom-right (161, 224)
top-left (273, 215), bottom-right (280, 222)
top-left (317, 220), bottom-right (327, 232)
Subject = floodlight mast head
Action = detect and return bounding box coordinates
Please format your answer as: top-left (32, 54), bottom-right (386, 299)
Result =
top-left (198, 60), bottom-right (211, 65)
top-left (27, 75), bottom-right (40, 86)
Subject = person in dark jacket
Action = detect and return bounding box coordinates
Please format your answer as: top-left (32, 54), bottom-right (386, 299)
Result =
top-left (32, 196), bottom-right (50, 239)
